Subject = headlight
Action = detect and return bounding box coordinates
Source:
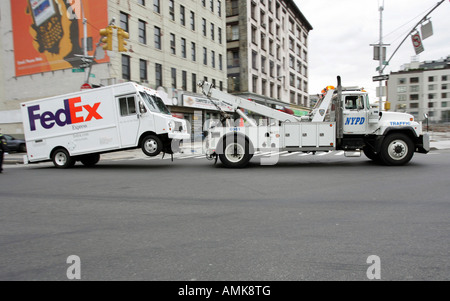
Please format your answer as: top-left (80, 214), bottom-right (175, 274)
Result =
top-left (168, 121), bottom-right (175, 131)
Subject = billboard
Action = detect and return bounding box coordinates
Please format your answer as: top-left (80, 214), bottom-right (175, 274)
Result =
top-left (10, 0), bottom-right (109, 77)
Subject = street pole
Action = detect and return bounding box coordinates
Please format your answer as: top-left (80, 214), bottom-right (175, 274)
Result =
top-left (378, 2), bottom-right (384, 112)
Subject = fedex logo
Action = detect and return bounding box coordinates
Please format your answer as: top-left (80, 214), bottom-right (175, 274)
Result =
top-left (345, 117), bottom-right (365, 125)
top-left (28, 97), bottom-right (102, 131)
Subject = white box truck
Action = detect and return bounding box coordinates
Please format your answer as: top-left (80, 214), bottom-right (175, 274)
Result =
top-left (21, 82), bottom-right (190, 168)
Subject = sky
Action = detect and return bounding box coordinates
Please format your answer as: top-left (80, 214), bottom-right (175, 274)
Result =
top-left (295, 0), bottom-right (450, 102)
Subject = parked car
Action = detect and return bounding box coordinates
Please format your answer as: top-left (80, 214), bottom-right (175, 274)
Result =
top-left (3, 134), bottom-right (26, 152)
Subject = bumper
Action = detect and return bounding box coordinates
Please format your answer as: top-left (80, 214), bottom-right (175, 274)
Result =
top-left (417, 133), bottom-right (430, 153)
top-left (168, 132), bottom-right (190, 140)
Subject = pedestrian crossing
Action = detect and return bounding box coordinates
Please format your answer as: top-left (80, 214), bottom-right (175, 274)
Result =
top-left (109, 150), bottom-right (355, 162)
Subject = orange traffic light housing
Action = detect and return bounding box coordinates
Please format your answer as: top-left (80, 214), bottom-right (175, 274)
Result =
top-left (117, 28), bottom-right (129, 52)
top-left (100, 26), bottom-right (113, 51)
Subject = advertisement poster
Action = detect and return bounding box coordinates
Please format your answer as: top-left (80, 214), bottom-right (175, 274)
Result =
top-left (10, 0), bottom-right (109, 77)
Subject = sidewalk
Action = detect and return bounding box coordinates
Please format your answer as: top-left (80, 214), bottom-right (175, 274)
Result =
top-left (3, 134), bottom-right (449, 165)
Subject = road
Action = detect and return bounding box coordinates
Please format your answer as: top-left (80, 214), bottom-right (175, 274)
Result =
top-left (0, 150), bottom-right (449, 281)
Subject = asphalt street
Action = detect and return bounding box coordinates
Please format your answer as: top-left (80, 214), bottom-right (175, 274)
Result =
top-left (0, 150), bottom-right (449, 281)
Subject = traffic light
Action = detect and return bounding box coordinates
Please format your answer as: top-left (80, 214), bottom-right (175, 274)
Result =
top-left (100, 26), bottom-right (113, 51)
top-left (117, 28), bottom-right (129, 52)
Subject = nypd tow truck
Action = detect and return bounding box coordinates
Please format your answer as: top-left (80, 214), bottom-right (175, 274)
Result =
top-left (198, 76), bottom-right (430, 168)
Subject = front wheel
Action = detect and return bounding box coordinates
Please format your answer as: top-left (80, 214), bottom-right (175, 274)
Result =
top-left (52, 148), bottom-right (75, 169)
top-left (142, 135), bottom-right (163, 157)
top-left (218, 136), bottom-right (252, 168)
top-left (379, 133), bottom-right (414, 166)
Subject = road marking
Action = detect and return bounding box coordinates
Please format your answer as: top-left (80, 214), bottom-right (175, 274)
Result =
top-left (253, 151), bottom-right (273, 157)
top-left (281, 151), bottom-right (301, 157)
top-left (262, 151), bottom-right (288, 156)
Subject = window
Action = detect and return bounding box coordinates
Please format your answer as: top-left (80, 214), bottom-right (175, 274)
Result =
top-left (252, 51), bottom-right (258, 70)
top-left (170, 33), bottom-right (176, 54)
top-left (219, 54), bottom-right (223, 70)
top-left (442, 75), bottom-right (448, 81)
top-left (252, 76), bottom-right (258, 93)
top-left (181, 38), bottom-right (186, 58)
top-left (429, 94), bottom-right (435, 100)
top-left (138, 0), bottom-right (145, 6)
top-left (120, 12), bottom-right (129, 32)
top-left (289, 55), bottom-right (295, 69)
top-left (182, 71), bottom-right (187, 90)
top-left (138, 20), bottom-right (146, 44)
top-left (398, 94), bottom-right (407, 101)
top-left (410, 94), bottom-right (419, 101)
top-left (429, 84), bottom-right (435, 91)
top-left (289, 73), bottom-right (295, 87)
top-left (122, 55), bottom-right (130, 80)
top-left (261, 79), bottom-right (267, 96)
top-left (251, 2), bottom-right (257, 20)
top-left (155, 63), bottom-right (162, 87)
top-left (154, 26), bottom-right (161, 49)
top-left (190, 11), bottom-right (195, 31)
top-left (428, 102), bottom-right (434, 108)
top-left (203, 47), bottom-right (207, 65)
top-left (398, 78), bottom-right (406, 84)
top-left (211, 23), bottom-right (215, 40)
top-left (191, 42), bottom-right (196, 61)
top-left (202, 19), bottom-right (207, 36)
top-left (345, 96), bottom-right (365, 110)
top-left (211, 50), bottom-right (215, 68)
top-left (410, 77), bottom-right (419, 84)
top-left (119, 96), bottom-right (136, 116)
top-left (171, 68), bottom-right (177, 88)
top-left (410, 85), bottom-right (419, 92)
top-left (251, 26), bottom-right (257, 44)
top-left (410, 103), bottom-right (419, 109)
top-left (217, 0), bottom-right (222, 17)
top-left (192, 73), bottom-right (197, 93)
top-left (261, 56), bottom-right (266, 74)
top-left (397, 86), bottom-right (407, 93)
top-left (210, 0), bottom-right (214, 12)
top-left (228, 49), bottom-right (239, 67)
top-left (231, 25), bottom-right (239, 41)
top-left (442, 84), bottom-right (448, 90)
top-left (442, 101), bottom-right (448, 107)
top-left (230, 0), bottom-right (238, 15)
top-left (428, 76), bottom-right (435, 82)
top-left (218, 27), bottom-right (222, 44)
top-left (139, 59), bottom-right (147, 82)
top-left (153, 0), bottom-right (160, 13)
top-left (169, 0), bottom-right (175, 21)
top-left (180, 5), bottom-right (185, 26)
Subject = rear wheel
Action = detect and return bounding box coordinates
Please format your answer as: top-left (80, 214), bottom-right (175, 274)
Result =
top-left (219, 136), bottom-right (252, 168)
top-left (80, 154), bottom-right (100, 167)
top-left (379, 133), bottom-right (414, 166)
top-left (52, 148), bottom-right (75, 169)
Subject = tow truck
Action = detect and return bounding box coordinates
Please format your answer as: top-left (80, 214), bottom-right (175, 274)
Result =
top-left (198, 76), bottom-right (430, 168)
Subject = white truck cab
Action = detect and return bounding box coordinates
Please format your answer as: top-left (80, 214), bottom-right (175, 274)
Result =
top-left (21, 82), bottom-right (190, 168)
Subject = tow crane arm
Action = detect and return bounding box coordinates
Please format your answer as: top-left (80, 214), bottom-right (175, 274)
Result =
top-left (198, 81), bottom-right (301, 124)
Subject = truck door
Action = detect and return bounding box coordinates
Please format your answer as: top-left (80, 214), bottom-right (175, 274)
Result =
top-left (117, 95), bottom-right (140, 147)
top-left (342, 95), bottom-right (368, 134)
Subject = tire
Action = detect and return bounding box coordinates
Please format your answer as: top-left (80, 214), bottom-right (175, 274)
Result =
top-left (19, 144), bottom-right (27, 153)
top-left (80, 154), bottom-right (100, 167)
top-left (52, 148), bottom-right (75, 169)
top-left (363, 146), bottom-right (380, 162)
top-left (142, 135), bottom-right (163, 157)
top-left (379, 133), bottom-right (414, 166)
top-left (218, 135), bottom-right (252, 168)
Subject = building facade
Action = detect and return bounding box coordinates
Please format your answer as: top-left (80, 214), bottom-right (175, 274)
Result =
top-left (226, 0), bottom-right (312, 117)
top-left (0, 0), bottom-right (227, 136)
top-left (387, 56), bottom-right (450, 123)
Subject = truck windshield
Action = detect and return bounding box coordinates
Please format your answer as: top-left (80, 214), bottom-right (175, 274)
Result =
top-left (140, 92), bottom-right (171, 115)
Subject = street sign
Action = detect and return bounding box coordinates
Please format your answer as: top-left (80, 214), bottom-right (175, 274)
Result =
top-left (80, 83), bottom-right (92, 90)
top-left (411, 32), bottom-right (424, 55)
top-left (72, 68), bottom-right (85, 73)
top-left (373, 75), bottom-right (389, 82)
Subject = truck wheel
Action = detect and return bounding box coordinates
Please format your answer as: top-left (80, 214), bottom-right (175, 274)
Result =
top-left (219, 136), bottom-right (252, 168)
top-left (80, 154), bottom-right (100, 167)
top-left (52, 148), bottom-right (75, 169)
top-left (363, 146), bottom-right (380, 162)
top-left (142, 135), bottom-right (162, 157)
top-left (379, 133), bottom-right (414, 166)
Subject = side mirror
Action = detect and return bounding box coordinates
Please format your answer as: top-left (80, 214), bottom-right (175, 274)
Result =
top-left (139, 101), bottom-right (147, 114)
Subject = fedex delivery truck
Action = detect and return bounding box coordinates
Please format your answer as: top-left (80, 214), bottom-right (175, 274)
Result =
top-left (21, 82), bottom-right (190, 168)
